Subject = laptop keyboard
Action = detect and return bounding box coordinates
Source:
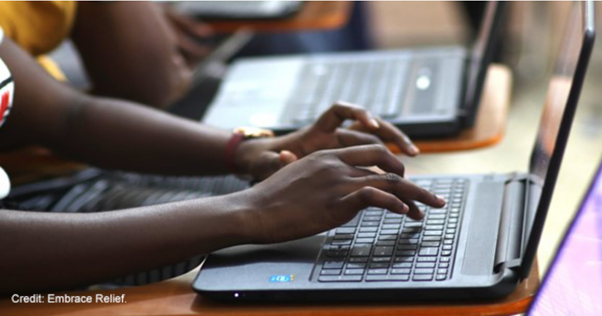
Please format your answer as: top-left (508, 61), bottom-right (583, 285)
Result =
top-left (287, 57), bottom-right (440, 123)
top-left (315, 178), bottom-right (467, 283)
top-left (11, 170), bottom-right (249, 213)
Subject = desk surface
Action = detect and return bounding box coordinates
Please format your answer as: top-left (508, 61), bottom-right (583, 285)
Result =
top-left (0, 261), bottom-right (539, 316)
top-left (207, 1), bottom-right (352, 33)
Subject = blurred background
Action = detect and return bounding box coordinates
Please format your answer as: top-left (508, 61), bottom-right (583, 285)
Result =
top-left (49, 1), bottom-right (602, 275)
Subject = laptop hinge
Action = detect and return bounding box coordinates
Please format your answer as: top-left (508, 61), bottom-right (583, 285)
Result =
top-left (493, 173), bottom-right (539, 273)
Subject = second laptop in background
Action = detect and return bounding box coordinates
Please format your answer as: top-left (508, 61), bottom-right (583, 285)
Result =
top-left (202, 2), bottom-right (505, 138)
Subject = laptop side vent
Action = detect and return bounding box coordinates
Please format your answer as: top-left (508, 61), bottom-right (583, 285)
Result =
top-left (493, 174), bottom-right (537, 273)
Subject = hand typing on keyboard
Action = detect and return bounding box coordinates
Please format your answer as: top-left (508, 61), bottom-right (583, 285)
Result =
top-left (235, 102), bottom-right (420, 181)
top-left (238, 144), bottom-right (446, 244)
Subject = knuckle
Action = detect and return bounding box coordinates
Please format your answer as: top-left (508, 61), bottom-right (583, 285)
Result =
top-left (358, 187), bottom-right (376, 202)
top-left (382, 173), bottom-right (402, 184)
top-left (367, 143), bottom-right (387, 154)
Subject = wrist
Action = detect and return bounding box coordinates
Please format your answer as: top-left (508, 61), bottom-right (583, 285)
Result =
top-left (225, 190), bottom-right (265, 244)
top-left (226, 127), bottom-right (275, 175)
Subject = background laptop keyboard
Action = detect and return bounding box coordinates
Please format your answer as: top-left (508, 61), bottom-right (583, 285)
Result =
top-left (315, 178), bottom-right (467, 283)
top-left (11, 169), bottom-right (249, 213)
top-left (288, 57), bottom-right (439, 123)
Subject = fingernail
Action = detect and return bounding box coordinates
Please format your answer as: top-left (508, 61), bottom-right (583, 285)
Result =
top-left (370, 118), bottom-right (380, 129)
top-left (410, 144), bottom-right (420, 155)
top-left (436, 195), bottom-right (447, 205)
top-left (401, 203), bottom-right (409, 214)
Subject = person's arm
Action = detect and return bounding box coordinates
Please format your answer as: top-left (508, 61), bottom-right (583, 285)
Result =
top-left (0, 145), bottom-right (446, 294)
top-left (0, 36), bottom-right (231, 175)
top-left (1, 36), bottom-right (420, 177)
top-left (71, 2), bottom-right (203, 108)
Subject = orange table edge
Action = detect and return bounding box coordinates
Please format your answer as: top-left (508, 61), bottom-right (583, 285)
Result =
top-left (207, 2), bottom-right (352, 33)
top-left (0, 261), bottom-right (539, 316)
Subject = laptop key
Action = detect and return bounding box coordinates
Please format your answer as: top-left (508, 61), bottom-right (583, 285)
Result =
top-left (391, 268), bottom-right (411, 274)
top-left (374, 246), bottom-right (394, 256)
top-left (371, 257), bottom-right (392, 263)
top-left (367, 269), bottom-right (388, 275)
top-left (413, 274), bottom-right (434, 281)
top-left (334, 234), bottom-right (354, 240)
top-left (365, 275), bottom-right (410, 282)
top-left (361, 221), bottom-right (380, 227)
top-left (392, 262), bottom-right (413, 268)
top-left (331, 240), bottom-right (352, 246)
top-left (357, 232), bottom-right (377, 238)
top-left (436, 274), bottom-right (447, 281)
top-left (359, 227), bottom-right (378, 233)
top-left (422, 236), bottom-right (442, 241)
top-left (336, 227), bottom-right (356, 234)
top-left (323, 261), bottom-right (345, 269)
top-left (344, 269), bottom-right (365, 275)
top-left (414, 268), bottom-right (435, 274)
top-left (420, 241), bottom-right (440, 248)
top-left (318, 275), bottom-right (363, 282)
top-left (346, 262), bottom-right (367, 269)
top-left (417, 257), bottom-right (437, 262)
top-left (320, 269), bottom-right (342, 275)
top-left (398, 238), bottom-right (419, 244)
top-left (404, 221), bottom-right (423, 228)
top-left (369, 263), bottom-right (390, 269)
top-left (393, 256), bottom-right (414, 262)
top-left (351, 244), bottom-right (372, 257)
top-left (416, 262), bottom-right (436, 268)
top-left (418, 247), bottom-right (439, 256)
top-left (356, 238), bottom-right (375, 244)
top-left (376, 241), bottom-right (396, 246)
top-left (397, 244), bottom-right (418, 250)
top-left (395, 250), bottom-right (416, 256)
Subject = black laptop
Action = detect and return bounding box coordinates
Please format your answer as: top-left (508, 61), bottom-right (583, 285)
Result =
top-left (201, 2), bottom-right (506, 138)
top-left (192, 1), bottom-right (595, 301)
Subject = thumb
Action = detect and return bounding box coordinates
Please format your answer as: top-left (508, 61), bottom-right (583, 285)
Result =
top-left (279, 150), bottom-right (298, 166)
top-left (251, 151), bottom-right (285, 181)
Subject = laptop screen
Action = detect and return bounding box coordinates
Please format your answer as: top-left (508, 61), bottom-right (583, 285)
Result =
top-left (529, 3), bottom-right (586, 182)
top-left (528, 160), bottom-right (602, 315)
top-left (519, 1), bottom-right (594, 280)
top-left (462, 1), bottom-right (505, 126)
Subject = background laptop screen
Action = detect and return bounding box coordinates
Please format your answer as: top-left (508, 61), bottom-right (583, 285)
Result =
top-left (528, 161), bottom-right (602, 315)
top-left (463, 1), bottom-right (504, 125)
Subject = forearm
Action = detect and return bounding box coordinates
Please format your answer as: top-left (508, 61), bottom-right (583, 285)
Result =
top-left (72, 2), bottom-right (191, 108)
top-left (0, 192), bottom-right (253, 294)
top-left (45, 95), bottom-right (233, 176)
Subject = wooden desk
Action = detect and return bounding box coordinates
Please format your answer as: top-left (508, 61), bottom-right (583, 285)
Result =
top-left (0, 262), bottom-right (539, 316)
top-left (390, 64), bottom-right (513, 154)
top-left (207, 2), bottom-right (352, 33)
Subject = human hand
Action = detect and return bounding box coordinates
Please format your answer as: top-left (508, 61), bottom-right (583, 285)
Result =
top-left (158, 4), bottom-right (214, 67)
top-left (239, 145), bottom-right (445, 244)
top-left (235, 102), bottom-right (420, 181)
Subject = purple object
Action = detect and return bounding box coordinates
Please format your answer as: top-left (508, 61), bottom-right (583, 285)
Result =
top-left (528, 162), bottom-right (602, 315)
